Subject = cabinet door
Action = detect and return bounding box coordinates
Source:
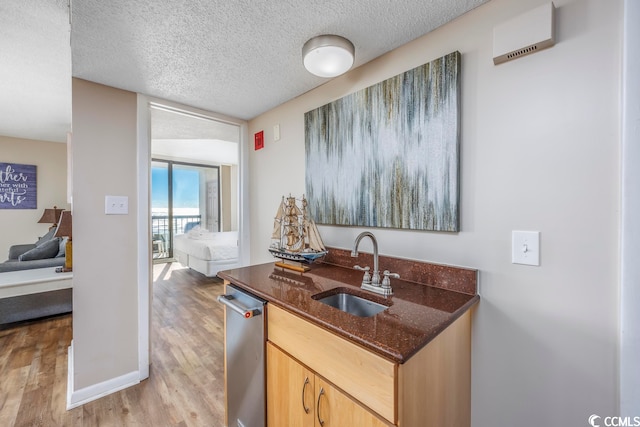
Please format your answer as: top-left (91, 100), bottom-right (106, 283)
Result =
top-left (314, 377), bottom-right (392, 427)
top-left (267, 343), bottom-right (315, 427)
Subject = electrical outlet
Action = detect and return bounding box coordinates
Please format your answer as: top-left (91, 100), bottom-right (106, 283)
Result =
top-left (105, 195), bottom-right (128, 215)
top-left (512, 231), bottom-right (540, 266)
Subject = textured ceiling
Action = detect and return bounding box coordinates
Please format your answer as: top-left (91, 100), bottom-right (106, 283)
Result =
top-left (0, 0), bottom-right (71, 143)
top-left (150, 107), bottom-right (239, 164)
top-left (71, 0), bottom-right (489, 121)
top-left (151, 107), bottom-right (240, 142)
top-left (0, 0), bottom-right (490, 144)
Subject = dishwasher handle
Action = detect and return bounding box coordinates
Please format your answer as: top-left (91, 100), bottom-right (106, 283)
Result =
top-left (217, 294), bottom-right (263, 319)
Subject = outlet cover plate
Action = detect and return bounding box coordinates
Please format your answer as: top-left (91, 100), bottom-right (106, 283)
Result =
top-left (105, 195), bottom-right (129, 215)
top-left (512, 231), bottom-right (540, 266)
top-left (273, 124), bottom-right (280, 141)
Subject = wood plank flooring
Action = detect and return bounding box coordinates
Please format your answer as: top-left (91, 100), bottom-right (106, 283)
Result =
top-left (0, 262), bottom-right (226, 426)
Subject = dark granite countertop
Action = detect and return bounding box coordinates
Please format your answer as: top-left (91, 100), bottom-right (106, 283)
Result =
top-left (218, 253), bottom-right (479, 364)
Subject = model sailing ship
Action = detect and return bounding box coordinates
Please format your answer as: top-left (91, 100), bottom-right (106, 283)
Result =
top-left (269, 195), bottom-right (327, 271)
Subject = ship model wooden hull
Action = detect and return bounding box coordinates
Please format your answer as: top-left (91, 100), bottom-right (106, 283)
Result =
top-left (267, 247), bottom-right (327, 264)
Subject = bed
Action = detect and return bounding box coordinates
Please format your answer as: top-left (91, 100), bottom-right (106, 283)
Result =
top-left (173, 229), bottom-right (240, 277)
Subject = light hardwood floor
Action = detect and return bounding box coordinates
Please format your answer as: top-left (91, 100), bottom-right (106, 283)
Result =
top-left (0, 262), bottom-right (226, 426)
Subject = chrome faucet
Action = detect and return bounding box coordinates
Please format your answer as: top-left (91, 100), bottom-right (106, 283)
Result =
top-left (352, 231), bottom-right (380, 284)
top-left (351, 231), bottom-right (398, 296)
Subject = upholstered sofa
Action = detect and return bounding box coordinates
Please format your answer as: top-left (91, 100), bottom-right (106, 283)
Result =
top-left (0, 228), bottom-right (66, 273)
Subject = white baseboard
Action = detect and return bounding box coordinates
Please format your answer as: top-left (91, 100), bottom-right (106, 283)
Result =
top-left (66, 341), bottom-right (141, 410)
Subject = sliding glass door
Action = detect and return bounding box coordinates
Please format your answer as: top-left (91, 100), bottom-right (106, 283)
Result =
top-left (151, 160), bottom-right (220, 260)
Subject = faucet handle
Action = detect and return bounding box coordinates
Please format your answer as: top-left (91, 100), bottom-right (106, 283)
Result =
top-left (354, 265), bottom-right (371, 284)
top-left (381, 270), bottom-right (400, 289)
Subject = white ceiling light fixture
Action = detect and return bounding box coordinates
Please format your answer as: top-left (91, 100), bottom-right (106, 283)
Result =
top-left (302, 35), bottom-right (355, 78)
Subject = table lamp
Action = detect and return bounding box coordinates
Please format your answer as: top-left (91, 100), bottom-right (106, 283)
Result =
top-left (38, 206), bottom-right (65, 230)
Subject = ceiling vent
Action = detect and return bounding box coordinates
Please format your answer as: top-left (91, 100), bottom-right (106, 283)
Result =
top-left (493, 2), bottom-right (555, 65)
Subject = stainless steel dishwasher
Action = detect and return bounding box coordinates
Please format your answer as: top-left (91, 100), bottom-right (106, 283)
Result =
top-left (217, 284), bottom-right (266, 427)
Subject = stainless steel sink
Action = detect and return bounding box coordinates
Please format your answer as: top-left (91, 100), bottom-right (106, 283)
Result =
top-left (313, 289), bottom-right (389, 317)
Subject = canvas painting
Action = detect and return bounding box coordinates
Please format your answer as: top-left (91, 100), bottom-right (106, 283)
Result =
top-left (305, 51), bottom-right (461, 231)
top-left (0, 162), bottom-right (37, 209)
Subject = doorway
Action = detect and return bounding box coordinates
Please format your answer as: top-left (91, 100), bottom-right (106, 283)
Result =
top-left (149, 104), bottom-right (241, 262)
top-left (136, 96), bottom-right (249, 381)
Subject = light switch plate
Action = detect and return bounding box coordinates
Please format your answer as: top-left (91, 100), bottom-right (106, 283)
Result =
top-left (105, 195), bottom-right (128, 215)
top-left (512, 231), bottom-right (540, 266)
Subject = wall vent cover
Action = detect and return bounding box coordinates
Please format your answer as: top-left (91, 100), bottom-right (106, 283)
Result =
top-left (493, 2), bottom-right (555, 65)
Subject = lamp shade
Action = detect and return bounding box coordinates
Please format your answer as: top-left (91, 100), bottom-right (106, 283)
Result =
top-left (38, 206), bottom-right (65, 225)
top-left (302, 35), bottom-right (354, 78)
top-left (53, 210), bottom-right (72, 239)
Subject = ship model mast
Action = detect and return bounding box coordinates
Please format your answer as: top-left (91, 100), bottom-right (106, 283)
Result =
top-left (269, 195), bottom-right (327, 272)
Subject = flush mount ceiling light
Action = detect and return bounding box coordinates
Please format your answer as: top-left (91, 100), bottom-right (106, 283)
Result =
top-left (302, 35), bottom-right (355, 78)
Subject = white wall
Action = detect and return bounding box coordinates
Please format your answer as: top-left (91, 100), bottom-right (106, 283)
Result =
top-left (248, 0), bottom-right (621, 425)
top-left (621, 0), bottom-right (640, 415)
top-left (70, 79), bottom-right (140, 394)
top-left (0, 135), bottom-right (68, 254)
top-left (230, 164), bottom-right (239, 231)
top-left (221, 165), bottom-right (231, 231)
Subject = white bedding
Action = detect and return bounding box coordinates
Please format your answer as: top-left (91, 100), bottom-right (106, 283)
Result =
top-left (173, 230), bottom-right (238, 261)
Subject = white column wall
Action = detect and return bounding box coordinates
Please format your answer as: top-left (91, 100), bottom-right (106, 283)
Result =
top-left (69, 79), bottom-right (140, 403)
top-left (620, 0), bottom-right (640, 416)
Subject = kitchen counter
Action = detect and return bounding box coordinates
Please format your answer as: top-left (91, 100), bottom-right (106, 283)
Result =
top-left (218, 250), bottom-right (479, 364)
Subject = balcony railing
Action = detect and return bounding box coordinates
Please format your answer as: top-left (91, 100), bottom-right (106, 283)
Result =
top-left (151, 214), bottom-right (201, 258)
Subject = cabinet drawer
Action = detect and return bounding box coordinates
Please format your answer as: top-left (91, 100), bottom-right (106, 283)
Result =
top-left (268, 304), bottom-right (396, 423)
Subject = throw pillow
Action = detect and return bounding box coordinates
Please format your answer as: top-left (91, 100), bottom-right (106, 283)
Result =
top-left (19, 237), bottom-right (61, 261)
top-left (56, 237), bottom-right (68, 258)
top-left (36, 227), bottom-right (57, 246)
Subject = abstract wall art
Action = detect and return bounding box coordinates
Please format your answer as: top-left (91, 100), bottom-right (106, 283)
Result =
top-left (305, 51), bottom-right (460, 231)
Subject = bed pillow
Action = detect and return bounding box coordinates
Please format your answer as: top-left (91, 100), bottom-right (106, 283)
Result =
top-left (19, 237), bottom-right (61, 261)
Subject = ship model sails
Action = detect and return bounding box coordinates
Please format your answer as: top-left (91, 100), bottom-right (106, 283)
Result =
top-left (269, 195), bottom-right (327, 270)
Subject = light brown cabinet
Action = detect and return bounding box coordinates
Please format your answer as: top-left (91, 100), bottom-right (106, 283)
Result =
top-left (314, 376), bottom-right (392, 427)
top-left (267, 342), bottom-right (390, 427)
top-left (267, 304), bottom-right (472, 427)
top-left (267, 342), bottom-right (315, 427)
